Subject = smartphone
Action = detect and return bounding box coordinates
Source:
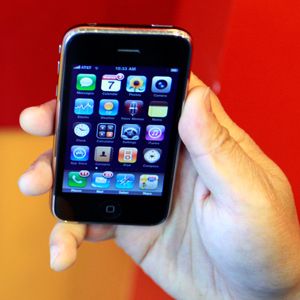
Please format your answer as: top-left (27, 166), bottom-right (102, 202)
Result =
top-left (52, 24), bottom-right (192, 225)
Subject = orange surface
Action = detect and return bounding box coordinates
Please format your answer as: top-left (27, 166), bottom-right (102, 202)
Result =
top-left (0, 130), bottom-right (136, 300)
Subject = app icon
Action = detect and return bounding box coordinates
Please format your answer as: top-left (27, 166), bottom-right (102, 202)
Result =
top-left (151, 76), bottom-right (172, 93)
top-left (116, 173), bottom-right (135, 189)
top-left (126, 76), bottom-right (147, 93)
top-left (70, 145), bottom-right (89, 161)
top-left (139, 174), bottom-right (159, 190)
top-left (73, 122), bottom-right (91, 137)
top-left (143, 148), bottom-right (162, 164)
top-left (92, 172), bottom-right (112, 188)
top-left (118, 147), bottom-right (138, 163)
top-left (148, 101), bottom-right (168, 118)
top-left (94, 146), bottom-right (113, 162)
top-left (121, 124), bottom-right (141, 140)
top-left (145, 125), bottom-right (165, 141)
top-left (68, 172), bottom-right (88, 188)
top-left (74, 98), bottom-right (94, 115)
top-left (99, 99), bottom-right (119, 116)
top-left (96, 123), bottom-right (116, 139)
top-left (101, 73), bottom-right (124, 92)
top-left (124, 100), bottom-right (144, 117)
top-left (76, 74), bottom-right (96, 91)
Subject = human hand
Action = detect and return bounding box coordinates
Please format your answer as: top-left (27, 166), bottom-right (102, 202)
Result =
top-left (19, 74), bottom-right (300, 300)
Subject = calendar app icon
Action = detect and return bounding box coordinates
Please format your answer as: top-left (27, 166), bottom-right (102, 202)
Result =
top-left (101, 73), bottom-right (124, 92)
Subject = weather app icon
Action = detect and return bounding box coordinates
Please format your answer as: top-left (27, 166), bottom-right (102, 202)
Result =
top-left (99, 99), bottom-right (119, 116)
top-left (74, 98), bottom-right (94, 115)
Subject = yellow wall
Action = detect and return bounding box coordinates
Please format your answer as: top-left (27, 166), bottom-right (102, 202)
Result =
top-left (0, 130), bottom-right (136, 300)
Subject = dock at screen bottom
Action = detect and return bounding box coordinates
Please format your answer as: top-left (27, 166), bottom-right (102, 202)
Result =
top-left (62, 170), bottom-right (164, 196)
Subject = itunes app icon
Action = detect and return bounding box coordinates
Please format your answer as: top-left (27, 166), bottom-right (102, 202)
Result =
top-left (145, 125), bottom-right (165, 141)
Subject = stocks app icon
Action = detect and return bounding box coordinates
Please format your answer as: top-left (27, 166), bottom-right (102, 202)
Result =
top-left (74, 98), bottom-right (94, 115)
top-left (124, 100), bottom-right (143, 117)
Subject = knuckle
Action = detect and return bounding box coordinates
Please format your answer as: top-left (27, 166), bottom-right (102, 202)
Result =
top-left (208, 124), bottom-right (237, 156)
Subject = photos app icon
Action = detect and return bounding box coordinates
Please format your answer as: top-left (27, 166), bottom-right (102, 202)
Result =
top-left (126, 76), bottom-right (147, 93)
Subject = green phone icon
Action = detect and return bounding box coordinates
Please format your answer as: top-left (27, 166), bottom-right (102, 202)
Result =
top-left (68, 172), bottom-right (87, 188)
top-left (76, 74), bottom-right (96, 91)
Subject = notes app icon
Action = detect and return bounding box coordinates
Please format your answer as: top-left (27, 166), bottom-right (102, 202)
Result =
top-left (148, 101), bottom-right (168, 118)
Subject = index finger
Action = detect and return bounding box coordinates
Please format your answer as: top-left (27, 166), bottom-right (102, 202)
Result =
top-left (19, 99), bottom-right (56, 136)
top-left (188, 72), bottom-right (206, 90)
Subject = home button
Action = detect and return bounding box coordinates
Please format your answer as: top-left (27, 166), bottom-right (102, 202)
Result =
top-left (99, 201), bottom-right (121, 219)
top-left (105, 205), bottom-right (116, 214)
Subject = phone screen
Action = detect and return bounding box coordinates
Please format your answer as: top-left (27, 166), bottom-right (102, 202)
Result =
top-left (62, 64), bottom-right (180, 197)
top-left (53, 27), bottom-right (191, 224)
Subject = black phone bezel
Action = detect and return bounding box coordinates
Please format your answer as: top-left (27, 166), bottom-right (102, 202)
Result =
top-left (52, 27), bottom-right (192, 225)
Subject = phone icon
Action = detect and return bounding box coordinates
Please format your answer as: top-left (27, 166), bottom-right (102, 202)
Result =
top-left (151, 76), bottom-right (172, 93)
top-left (126, 76), bottom-right (147, 93)
top-left (99, 99), bottom-right (119, 116)
top-left (74, 98), bottom-right (94, 115)
top-left (68, 172), bottom-right (88, 188)
top-left (118, 147), bottom-right (138, 163)
top-left (139, 174), bottom-right (159, 190)
top-left (70, 145), bottom-right (89, 161)
top-left (116, 173), bottom-right (135, 189)
top-left (76, 74), bottom-right (96, 91)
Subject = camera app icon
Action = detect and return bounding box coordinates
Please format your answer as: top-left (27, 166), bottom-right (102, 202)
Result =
top-left (151, 76), bottom-right (172, 93)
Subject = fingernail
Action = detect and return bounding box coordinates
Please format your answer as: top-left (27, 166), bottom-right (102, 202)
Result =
top-left (50, 245), bottom-right (61, 269)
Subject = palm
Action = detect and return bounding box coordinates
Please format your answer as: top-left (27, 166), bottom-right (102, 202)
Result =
top-left (112, 143), bottom-right (298, 299)
top-left (112, 147), bottom-right (230, 299)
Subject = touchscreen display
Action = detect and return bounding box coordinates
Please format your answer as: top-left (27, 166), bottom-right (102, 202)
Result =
top-left (62, 65), bottom-right (180, 196)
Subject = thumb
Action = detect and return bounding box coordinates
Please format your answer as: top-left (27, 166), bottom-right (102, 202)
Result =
top-left (179, 86), bottom-right (264, 208)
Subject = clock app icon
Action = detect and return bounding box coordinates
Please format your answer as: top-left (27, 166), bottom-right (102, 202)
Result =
top-left (73, 123), bottom-right (91, 137)
top-left (143, 148), bottom-right (162, 164)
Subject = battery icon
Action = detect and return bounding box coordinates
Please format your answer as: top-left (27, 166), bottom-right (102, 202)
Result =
top-left (170, 68), bottom-right (179, 72)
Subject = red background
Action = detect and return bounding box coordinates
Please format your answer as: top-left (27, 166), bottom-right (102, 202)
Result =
top-left (1, 0), bottom-right (299, 298)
